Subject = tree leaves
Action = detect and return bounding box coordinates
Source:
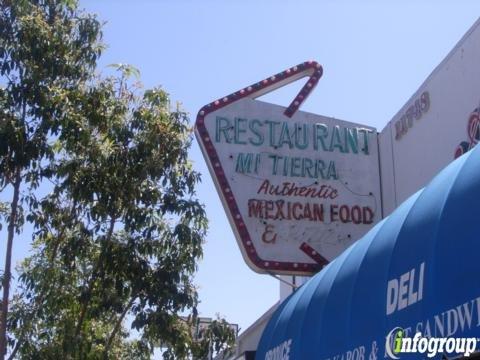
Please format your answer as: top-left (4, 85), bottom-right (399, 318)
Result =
top-left (1, 2), bottom-right (235, 359)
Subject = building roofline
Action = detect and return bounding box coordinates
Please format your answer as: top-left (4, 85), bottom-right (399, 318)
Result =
top-left (383, 16), bottom-right (480, 131)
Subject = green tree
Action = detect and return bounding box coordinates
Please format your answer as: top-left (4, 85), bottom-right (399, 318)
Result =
top-left (190, 316), bottom-right (237, 360)
top-left (0, 0), bottom-right (102, 356)
top-left (7, 62), bottom-right (208, 358)
top-left (0, 1), bottom-right (232, 359)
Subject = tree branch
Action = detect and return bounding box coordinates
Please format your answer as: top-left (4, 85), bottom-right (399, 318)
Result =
top-left (103, 295), bottom-right (136, 359)
top-left (74, 215), bottom-right (116, 349)
top-left (7, 199), bottom-right (79, 359)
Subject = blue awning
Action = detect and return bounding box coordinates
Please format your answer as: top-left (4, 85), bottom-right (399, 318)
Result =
top-left (256, 145), bottom-right (480, 360)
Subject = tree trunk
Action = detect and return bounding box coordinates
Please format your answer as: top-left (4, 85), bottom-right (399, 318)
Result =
top-left (0, 170), bottom-right (21, 359)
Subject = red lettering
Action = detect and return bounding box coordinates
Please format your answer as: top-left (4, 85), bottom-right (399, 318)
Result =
top-left (255, 180), bottom-right (339, 200)
top-left (330, 204), bottom-right (339, 222)
top-left (292, 202), bottom-right (303, 220)
top-left (248, 199), bottom-right (263, 218)
top-left (303, 203), bottom-right (312, 220)
top-left (257, 179), bottom-right (270, 194)
top-left (262, 224), bottom-right (277, 243)
top-left (298, 187), bottom-right (308, 196)
top-left (362, 206), bottom-right (374, 224)
top-left (313, 204), bottom-right (324, 222)
top-left (265, 201), bottom-right (274, 219)
top-left (247, 199), bottom-right (330, 223)
top-left (329, 189), bottom-right (338, 199)
top-left (274, 200), bottom-right (285, 220)
top-left (286, 201), bottom-right (292, 220)
top-left (339, 205), bottom-right (350, 223)
top-left (351, 205), bottom-right (362, 224)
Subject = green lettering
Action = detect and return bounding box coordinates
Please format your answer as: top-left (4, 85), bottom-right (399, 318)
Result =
top-left (327, 161), bottom-right (338, 180)
top-left (278, 122), bottom-right (293, 148)
top-left (304, 158), bottom-right (315, 178)
top-left (248, 119), bottom-right (264, 146)
top-left (265, 120), bottom-right (280, 147)
top-left (254, 153), bottom-right (261, 173)
top-left (235, 152), bottom-right (253, 173)
top-left (294, 123), bottom-right (309, 150)
top-left (314, 123), bottom-right (328, 151)
top-left (234, 118), bottom-right (247, 144)
top-left (291, 157), bottom-right (301, 177)
top-left (358, 128), bottom-right (373, 155)
top-left (215, 116), bottom-right (232, 143)
top-left (316, 159), bottom-right (326, 179)
top-left (329, 125), bottom-right (345, 153)
top-left (283, 156), bottom-right (288, 176)
top-left (346, 128), bottom-right (359, 154)
top-left (269, 154), bottom-right (281, 175)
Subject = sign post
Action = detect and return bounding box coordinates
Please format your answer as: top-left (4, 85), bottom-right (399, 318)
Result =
top-left (196, 61), bottom-right (382, 275)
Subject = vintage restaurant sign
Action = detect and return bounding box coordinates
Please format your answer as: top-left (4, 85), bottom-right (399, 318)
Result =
top-left (195, 61), bottom-right (382, 275)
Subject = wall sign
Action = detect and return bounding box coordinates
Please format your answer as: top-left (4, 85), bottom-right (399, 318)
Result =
top-left (195, 62), bottom-right (382, 275)
top-left (394, 91), bottom-right (430, 140)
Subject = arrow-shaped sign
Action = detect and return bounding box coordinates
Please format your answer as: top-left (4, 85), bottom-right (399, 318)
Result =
top-left (196, 61), bottom-right (381, 275)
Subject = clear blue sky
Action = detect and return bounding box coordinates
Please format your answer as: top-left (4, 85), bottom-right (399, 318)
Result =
top-left (4, 0), bottom-right (480, 336)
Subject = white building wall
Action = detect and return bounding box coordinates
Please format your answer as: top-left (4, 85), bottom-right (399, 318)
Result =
top-left (378, 124), bottom-right (396, 216)
top-left (380, 17), bottom-right (480, 212)
top-left (225, 302), bottom-right (279, 359)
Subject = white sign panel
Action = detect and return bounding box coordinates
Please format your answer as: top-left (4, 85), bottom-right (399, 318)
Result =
top-left (196, 62), bottom-right (382, 275)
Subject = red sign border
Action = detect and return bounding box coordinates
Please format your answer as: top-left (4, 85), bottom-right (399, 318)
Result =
top-left (195, 61), bottom-right (325, 275)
